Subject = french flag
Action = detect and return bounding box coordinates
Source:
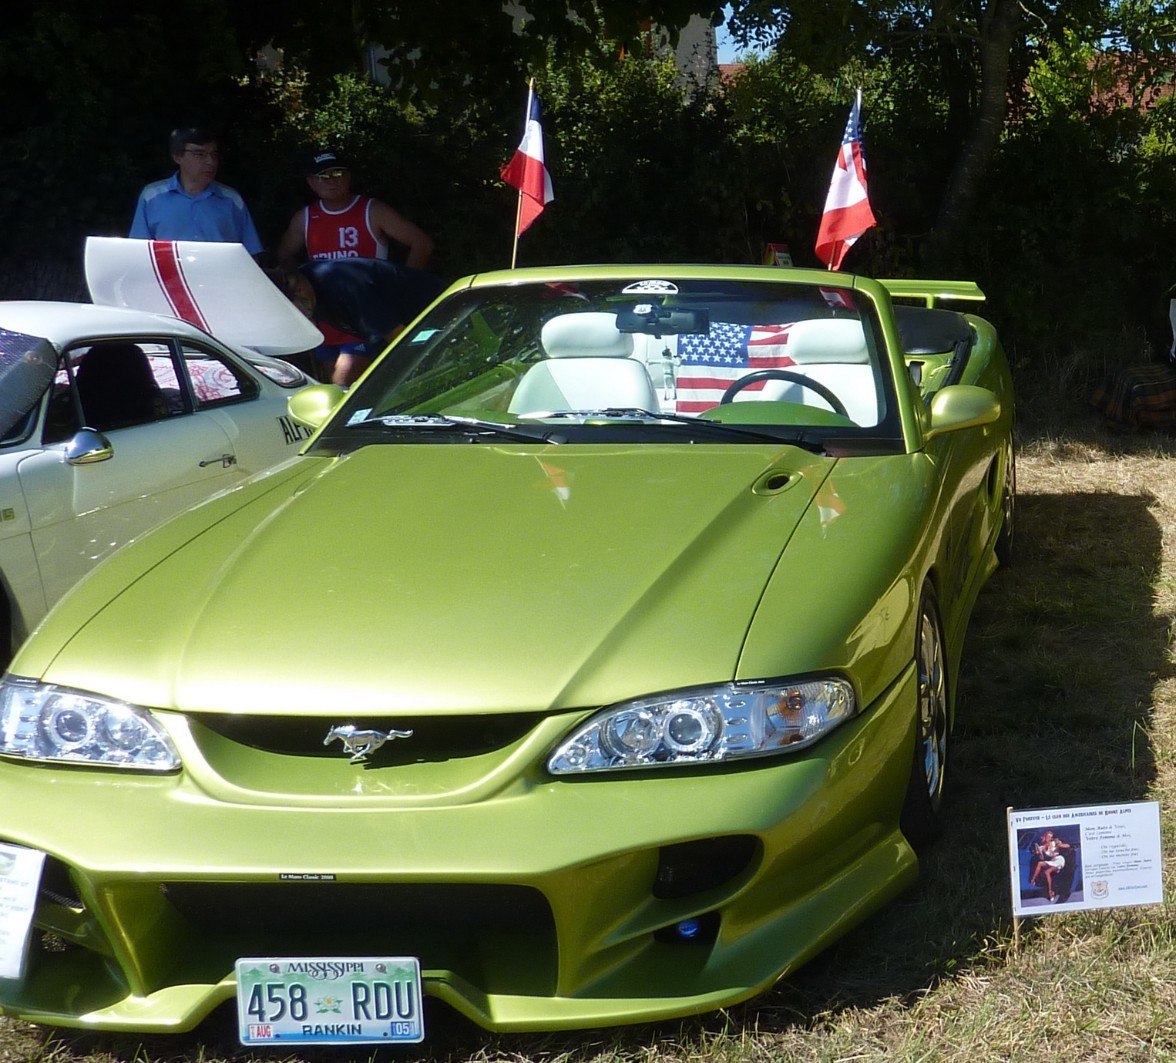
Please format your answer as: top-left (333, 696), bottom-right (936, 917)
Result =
top-left (814, 89), bottom-right (877, 271)
top-left (501, 88), bottom-right (554, 236)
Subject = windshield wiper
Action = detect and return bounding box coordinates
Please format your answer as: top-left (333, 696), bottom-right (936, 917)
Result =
top-left (351, 414), bottom-right (565, 444)
top-left (534, 408), bottom-right (828, 451)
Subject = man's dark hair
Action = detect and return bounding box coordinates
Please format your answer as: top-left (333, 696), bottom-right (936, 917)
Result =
top-left (168, 127), bottom-right (218, 155)
top-left (264, 265), bottom-right (304, 299)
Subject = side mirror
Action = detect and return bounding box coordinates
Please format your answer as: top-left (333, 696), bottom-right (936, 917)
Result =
top-left (924, 385), bottom-right (1001, 442)
top-left (288, 384), bottom-right (346, 431)
top-left (65, 428), bottom-right (113, 465)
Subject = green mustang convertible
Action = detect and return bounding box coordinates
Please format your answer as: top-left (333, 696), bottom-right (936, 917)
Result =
top-left (0, 264), bottom-right (1014, 1043)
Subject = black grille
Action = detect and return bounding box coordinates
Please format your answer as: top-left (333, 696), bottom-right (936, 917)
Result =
top-left (193, 713), bottom-right (538, 762)
top-left (39, 856), bottom-right (84, 910)
top-left (164, 881), bottom-right (544, 932)
top-left (162, 881), bottom-right (558, 996)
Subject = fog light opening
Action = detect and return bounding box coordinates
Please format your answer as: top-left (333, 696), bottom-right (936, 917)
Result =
top-left (655, 910), bottom-right (720, 945)
top-left (653, 835), bottom-right (759, 899)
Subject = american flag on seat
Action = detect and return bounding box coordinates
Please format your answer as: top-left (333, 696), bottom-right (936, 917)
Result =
top-left (675, 322), bottom-right (796, 414)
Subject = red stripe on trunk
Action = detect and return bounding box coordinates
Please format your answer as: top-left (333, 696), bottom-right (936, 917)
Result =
top-left (148, 241), bottom-right (209, 331)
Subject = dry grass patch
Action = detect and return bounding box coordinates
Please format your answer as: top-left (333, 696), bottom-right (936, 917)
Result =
top-left (4, 435), bottom-right (1176, 1063)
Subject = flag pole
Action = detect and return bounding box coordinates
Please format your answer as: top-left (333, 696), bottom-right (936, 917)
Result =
top-left (509, 79), bottom-right (535, 270)
top-left (814, 87), bottom-right (875, 272)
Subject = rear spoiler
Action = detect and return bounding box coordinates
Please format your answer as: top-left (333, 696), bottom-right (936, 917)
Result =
top-left (877, 279), bottom-right (986, 308)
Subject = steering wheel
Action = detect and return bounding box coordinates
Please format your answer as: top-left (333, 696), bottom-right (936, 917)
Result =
top-left (720, 369), bottom-right (849, 417)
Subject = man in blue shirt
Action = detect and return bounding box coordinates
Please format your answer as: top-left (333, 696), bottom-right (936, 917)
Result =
top-left (129, 127), bottom-right (263, 254)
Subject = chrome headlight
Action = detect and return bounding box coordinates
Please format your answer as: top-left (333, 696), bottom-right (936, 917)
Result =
top-left (0, 677), bottom-right (180, 771)
top-left (547, 677), bottom-right (857, 774)
top-left (248, 355), bottom-right (309, 388)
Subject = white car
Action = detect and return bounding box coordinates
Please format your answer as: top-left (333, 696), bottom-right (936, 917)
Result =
top-left (0, 238), bottom-right (325, 661)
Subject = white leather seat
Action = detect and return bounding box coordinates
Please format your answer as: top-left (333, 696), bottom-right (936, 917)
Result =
top-left (734, 319), bottom-right (880, 425)
top-left (509, 313), bottom-right (659, 415)
top-left (753, 365), bottom-right (880, 425)
top-left (539, 312), bottom-right (634, 359)
top-left (780, 319), bottom-right (871, 365)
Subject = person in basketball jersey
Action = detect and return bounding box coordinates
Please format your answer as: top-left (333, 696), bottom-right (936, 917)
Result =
top-left (277, 149), bottom-right (435, 385)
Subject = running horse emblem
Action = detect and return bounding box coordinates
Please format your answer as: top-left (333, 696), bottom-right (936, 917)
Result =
top-left (323, 723), bottom-right (414, 762)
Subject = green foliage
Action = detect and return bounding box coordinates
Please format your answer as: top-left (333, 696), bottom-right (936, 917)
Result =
top-left (247, 0), bottom-right (724, 103)
top-left (533, 51), bottom-right (741, 263)
top-left (245, 67), bottom-right (514, 276)
top-left (967, 105), bottom-right (1176, 383)
top-left (1139, 94), bottom-right (1176, 159)
top-left (253, 49), bottom-right (752, 275)
top-left (0, 0), bottom-right (727, 265)
top-left (4, 0), bottom-right (1176, 395)
top-left (0, 0), bottom-right (262, 260)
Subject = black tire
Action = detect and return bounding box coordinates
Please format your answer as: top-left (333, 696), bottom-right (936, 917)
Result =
top-left (900, 585), bottom-right (950, 848)
top-left (995, 443), bottom-right (1016, 567)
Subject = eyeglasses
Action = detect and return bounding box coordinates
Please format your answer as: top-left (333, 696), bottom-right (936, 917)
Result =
top-left (312, 168), bottom-right (348, 180)
top-left (182, 149), bottom-right (220, 161)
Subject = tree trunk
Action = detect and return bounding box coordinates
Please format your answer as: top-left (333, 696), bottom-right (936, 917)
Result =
top-left (925, 0), bottom-right (1022, 271)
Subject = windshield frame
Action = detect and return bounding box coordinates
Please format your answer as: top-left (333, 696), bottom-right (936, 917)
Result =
top-left (312, 273), bottom-right (906, 456)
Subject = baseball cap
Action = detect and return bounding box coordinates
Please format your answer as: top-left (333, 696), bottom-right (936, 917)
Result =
top-left (301, 149), bottom-right (351, 176)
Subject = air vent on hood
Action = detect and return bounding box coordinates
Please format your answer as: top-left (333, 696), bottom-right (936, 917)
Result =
top-left (752, 470), bottom-right (798, 495)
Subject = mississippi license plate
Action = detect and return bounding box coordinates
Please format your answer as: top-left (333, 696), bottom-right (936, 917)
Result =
top-left (236, 956), bottom-right (424, 1045)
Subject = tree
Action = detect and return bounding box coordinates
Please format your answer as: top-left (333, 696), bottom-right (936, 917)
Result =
top-left (231, 0), bottom-right (725, 98)
top-left (0, 0), bottom-right (726, 267)
top-left (722, 0), bottom-right (1110, 268)
top-left (0, 0), bottom-right (259, 287)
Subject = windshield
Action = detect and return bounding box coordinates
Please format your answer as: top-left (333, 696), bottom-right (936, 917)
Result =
top-left (315, 276), bottom-right (903, 453)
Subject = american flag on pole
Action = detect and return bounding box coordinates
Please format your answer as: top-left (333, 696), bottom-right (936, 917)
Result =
top-left (814, 89), bottom-right (876, 271)
top-left (501, 88), bottom-right (554, 237)
top-left (675, 322), bottom-right (797, 414)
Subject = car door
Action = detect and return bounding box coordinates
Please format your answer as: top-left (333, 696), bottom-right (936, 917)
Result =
top-left (177, 340), bottom-right (314, 474)
top-left (14, 338), bottom-right (243, 612)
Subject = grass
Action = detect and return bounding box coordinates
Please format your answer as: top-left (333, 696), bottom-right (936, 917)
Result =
top-left (4, 404), bottom-right (1176, 1062)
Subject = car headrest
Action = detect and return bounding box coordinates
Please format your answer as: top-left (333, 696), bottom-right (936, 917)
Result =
top-left (541, 313), bottom-right (634, 358)
top-left (783, 319), bottom-right (870, 364)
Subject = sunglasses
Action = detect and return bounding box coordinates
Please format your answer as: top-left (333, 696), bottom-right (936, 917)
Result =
top-left (312, 168), bottom-right (348, 180)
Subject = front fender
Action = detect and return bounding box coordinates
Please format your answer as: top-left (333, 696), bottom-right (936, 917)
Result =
top-left (738, 453), bottom-right (939, 712)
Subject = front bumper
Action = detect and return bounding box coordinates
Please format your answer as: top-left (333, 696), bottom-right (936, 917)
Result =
top-left (0, 667), bottom-right (919, 1033)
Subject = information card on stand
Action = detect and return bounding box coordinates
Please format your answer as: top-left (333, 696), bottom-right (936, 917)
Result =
top-left (1007, 801), bottom-right (1163, 917)
top-left (0, 842), bottom-right (46, 980)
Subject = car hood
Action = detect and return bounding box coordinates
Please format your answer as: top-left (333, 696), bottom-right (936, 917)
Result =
top-left (0, 327), bottom-right (57, 437)
top-left (35, 444), bottom-right (835, 714)
top-left (84, 236), bottom-right (323, 356)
